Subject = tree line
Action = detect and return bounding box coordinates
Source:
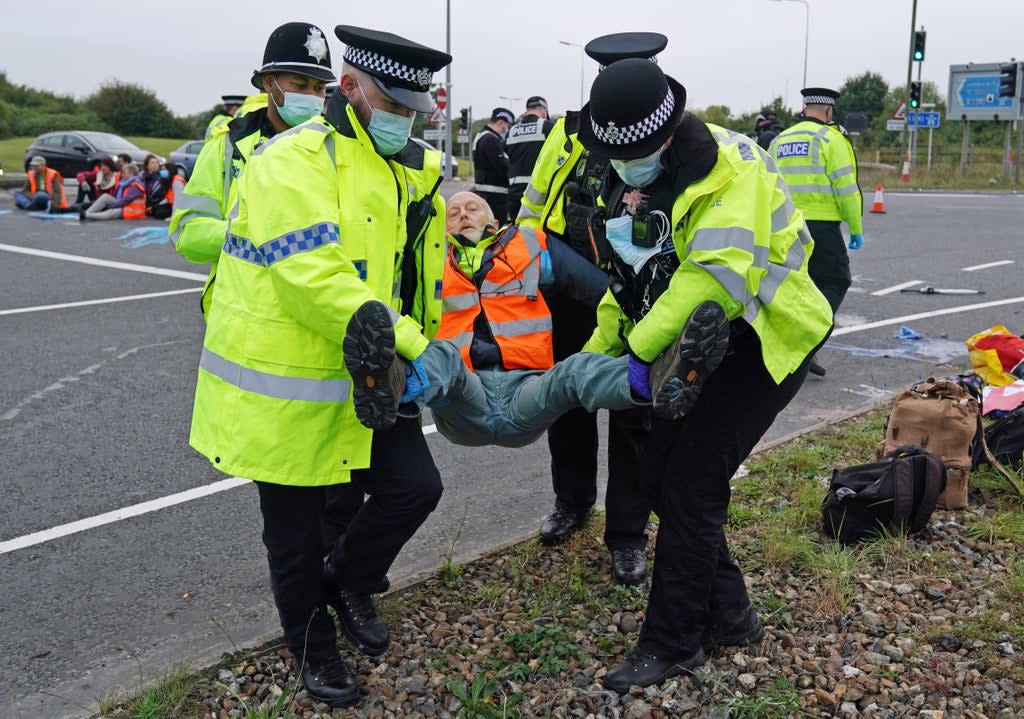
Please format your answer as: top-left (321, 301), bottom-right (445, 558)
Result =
top-left (0, 73), bottom-right (219, 139)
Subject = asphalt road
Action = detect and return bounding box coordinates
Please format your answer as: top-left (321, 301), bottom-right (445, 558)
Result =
top-left (1, 188), bottom-right (1022, 718)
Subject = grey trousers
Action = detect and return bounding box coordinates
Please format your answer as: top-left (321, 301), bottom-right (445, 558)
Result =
top-left (416, 340), bottom-right (639, 448)
top-left (84, 193), bottom-right (123, 220)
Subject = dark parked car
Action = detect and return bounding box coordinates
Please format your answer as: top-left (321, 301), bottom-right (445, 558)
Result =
top-left (23, 131), bottom-right (163, 176)
top-left (168, 140), bottom-right (205, 180)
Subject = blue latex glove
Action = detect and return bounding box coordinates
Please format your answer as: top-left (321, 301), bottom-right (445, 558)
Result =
top-left (627, 355), bottom-right (652, 401)
top-left (848, 233), bottom-right (864, 250)
top-left (400, 356), bottom-right (429, 403)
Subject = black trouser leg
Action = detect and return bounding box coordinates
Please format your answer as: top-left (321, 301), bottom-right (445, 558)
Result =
top-left (805, 220), bottom-right (851, 314)
top-left (321, 483), bottom-right (365, 555)
top-left (636, 324), bottom-right (811, 658)
top-left (256, 482), bottom-right (337, 663)
top-left (604, 408), bottom-right (652, 551)
top-left (327, 417), bottom-right (443, 593)
top-left (545, 291), bottom-right (599, 512)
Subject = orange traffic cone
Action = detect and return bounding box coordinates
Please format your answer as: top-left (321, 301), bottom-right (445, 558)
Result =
top-left (900, 152), bottom-right (911, 184)
top-left (870, 183), bottom-right (886, 214)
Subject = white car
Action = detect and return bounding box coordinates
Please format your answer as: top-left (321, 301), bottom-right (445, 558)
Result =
top-left (410, 137), bottom-right (459, 176)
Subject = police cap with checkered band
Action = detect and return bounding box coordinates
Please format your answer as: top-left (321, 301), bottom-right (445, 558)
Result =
top-left (584, 32), bottom-right (668, 68)
top-left (578, 58), bottom-right (686, 160)
top-left (335, 25), bottom-right (452, 114)
top-left (251, 22), bottom-right (336, 89)
top-left (800, 87), bottom-right (840, 106)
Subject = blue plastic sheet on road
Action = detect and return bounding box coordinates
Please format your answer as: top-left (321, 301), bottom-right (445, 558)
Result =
top-left (116, 226), bottom-right (171, 248)
top-left (895, 325), bottom-right (923, 340)
top-left (28, 211), bottom-right (66, 221)
top-left (0, 210), bottom-right (11, 216)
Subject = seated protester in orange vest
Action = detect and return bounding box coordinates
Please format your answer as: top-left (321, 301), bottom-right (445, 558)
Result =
top-left (79, 163), bottom-right (147, 221)
top-left (15, 156), bottom-right (68, 212)
top-left (342, 191), bottom-right (705, 445)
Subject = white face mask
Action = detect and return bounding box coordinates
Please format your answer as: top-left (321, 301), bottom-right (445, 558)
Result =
top-left (611, 150), bottom-right (665, 188)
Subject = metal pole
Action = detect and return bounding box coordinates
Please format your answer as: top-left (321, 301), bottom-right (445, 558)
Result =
top-left (960, 119), bottom-right (970, 178)
top-left (927, 126), bottom-right (933, 171)
top-left (902, 0), bottom-right (919, 162)
top-left (800, 0), bottom-right (808, 89)
top-left (1016, 119), bottom-right (1023, 185)
top-left (443, 0), bottom-right (452, 180)
top-left (559, 41), bottom-right (585, 108)
top-left (1004, 121), bottom-right (1013, 176)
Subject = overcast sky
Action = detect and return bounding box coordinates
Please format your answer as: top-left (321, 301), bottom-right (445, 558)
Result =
top-left (4, 0), bottom-right (1023, 125)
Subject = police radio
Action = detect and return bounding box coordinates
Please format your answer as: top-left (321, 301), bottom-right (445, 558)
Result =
top-left (399, 176), bottom-right (443, 316)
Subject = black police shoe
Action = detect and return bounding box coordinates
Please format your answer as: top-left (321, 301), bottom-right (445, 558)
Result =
top-left (539, 504), bottom-right (588, 546)
top-left (300, 654), bottom-right (361, 708)
top-left (609, 547), bottom-right (647, 586)
top-left (324, 581), bottom-right (390, 657)
top-left (703, 605), bottom-right (765, 652)
top-left (603, 647), bottom-right (707, 693)
top-left (342, 300), bottom-right (406, 431)
top-left (808, 358), bottom-right (827, 377)
top-left (648, 300), bottom-right (730, 421)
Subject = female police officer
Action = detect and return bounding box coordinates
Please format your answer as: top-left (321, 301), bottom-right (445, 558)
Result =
top-left (575, 59), bottom-right (832, 691)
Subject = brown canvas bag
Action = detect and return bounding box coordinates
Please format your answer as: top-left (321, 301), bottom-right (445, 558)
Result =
top-left (882, 378), bottom-right (1024, 508)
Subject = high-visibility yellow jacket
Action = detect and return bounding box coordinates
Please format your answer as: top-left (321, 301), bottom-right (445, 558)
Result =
top-left (189, 101), bottom-right (445, 486)
top-left (205, 114), bottom-right (233, 140)
top-left (770, 118), bottom-right (863, 234)
top-left (171, 96), bottom-right (271, 317)
top-left (585, 123), bottom-right (832, 384)
top-left (516, 116), bottom-right (583, 238)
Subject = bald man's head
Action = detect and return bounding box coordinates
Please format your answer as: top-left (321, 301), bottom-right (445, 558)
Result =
top-left (446, 191), bottom-right (497, 243)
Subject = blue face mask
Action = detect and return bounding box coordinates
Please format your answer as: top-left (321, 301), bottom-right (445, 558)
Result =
top-left (358, 82), bottom-right (414, 156)
top-left (611, 150), bottom-right (665, 188)
top-left (158, 169), bottom-right (169, 179)
top-left (271, 78), bottom-right (324, 127)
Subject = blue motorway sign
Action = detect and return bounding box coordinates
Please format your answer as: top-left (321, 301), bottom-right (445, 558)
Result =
top-left (948, 63), bottom-right (1021, 121)
top-left (906, 111), bottom-right (941, 128)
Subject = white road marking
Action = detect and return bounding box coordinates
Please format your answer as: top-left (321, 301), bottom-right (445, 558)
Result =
top-left (872, 280), bottom-right (923, 296)
top-left (962, 260), bottom-right (1014, 272)
top-left (1, 423), bottom-right (441, 553)
top-left (0, 288), bottom-right (202, 317)
top-left (0, 243), bottom-right (207, 282)
top-left (833, 295), bottom-right (1024, 336)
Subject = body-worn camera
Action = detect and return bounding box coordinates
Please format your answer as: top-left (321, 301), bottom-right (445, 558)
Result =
top-left (631, 200), bottom-right (656, 249)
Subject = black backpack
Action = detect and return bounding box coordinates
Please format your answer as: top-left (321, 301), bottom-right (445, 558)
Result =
top-left (822, 445), bottom-right (946, 546)
top-left (980, 405), bottom-right (1024, 469)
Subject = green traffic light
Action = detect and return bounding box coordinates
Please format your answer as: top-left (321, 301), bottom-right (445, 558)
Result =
top-left (910, 99), bottom-right (920, 108)
top-left (913, 51), bottom-right (923, 61)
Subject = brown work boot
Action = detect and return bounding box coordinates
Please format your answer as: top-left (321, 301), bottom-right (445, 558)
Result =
top-left (343, 300), bottom-right (405, 430)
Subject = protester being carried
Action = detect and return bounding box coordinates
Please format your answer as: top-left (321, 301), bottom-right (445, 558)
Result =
top-left (341, 191), bottom-right (712, 447)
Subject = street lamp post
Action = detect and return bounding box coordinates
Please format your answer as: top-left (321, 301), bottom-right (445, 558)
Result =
top-left (559, 40), bottom-right (585, 108)
top-left (768, 0), bottom-right (809, 93)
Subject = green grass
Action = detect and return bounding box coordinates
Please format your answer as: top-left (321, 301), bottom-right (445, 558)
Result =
top-left (859, 161), bottom-right (1023, 191)
top-left (114, 663), bottom-right (201, 719)
top-left (0, 135), bottom-right (190, 172)
top-left (718, 675), bottom-right (808, 719)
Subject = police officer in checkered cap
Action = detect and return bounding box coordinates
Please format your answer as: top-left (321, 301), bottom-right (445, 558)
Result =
top-left (199, 22), bottom-right (453, 712)
top-left (578, 58), bottom-right (833, 693)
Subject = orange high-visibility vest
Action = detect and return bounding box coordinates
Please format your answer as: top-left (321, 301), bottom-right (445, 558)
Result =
top-left (28, 167), bottom-right (68, 208)
top-left (121, 178), bottom-right (147, 220)
top-left (436, 224), bottom-right (554, 371)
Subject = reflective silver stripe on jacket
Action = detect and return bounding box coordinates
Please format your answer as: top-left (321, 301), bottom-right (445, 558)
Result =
top-left (509, 175), bottom-right (533, 185)
top-left (688, 223), bottom-right (809, 324)
top-left (771, 190), bottom-right (798, 234)
top-left (524, 184), bottom-right (547, 206)
top-left (834, 184), bottom-right (860, 196)
top-left (200, 347), bottom-right (350, 402)
top-left (442, 293), bottom-right (479, 312)
top-left (488, 317), bottom-right (553, 336)
top-left (474, 184), bottom-right (509, 194)
top-left (222, 135), bottom-right (234, 202)
top-left (479, 226), bottom-right (543, 296)
top-left (828, 165), bottom-right (855, 181)
top-left (782, 183), bottom-right (834, 195)
top-left (251, 122), bottom-right (331, 157)
top-left (444, 330), bottom-right (475, 349)
top-left (170, 191), bottom-right (224, 246)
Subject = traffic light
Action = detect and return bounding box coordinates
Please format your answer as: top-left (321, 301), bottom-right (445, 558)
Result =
top-left (912, 31), bottom-right (926, 62)
top-left (459, 108), bottom-right (469, 131)
top-left (909, 81), bottom-right (922, 109)
top-left (999, 63), bottom-right (1019, 99)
